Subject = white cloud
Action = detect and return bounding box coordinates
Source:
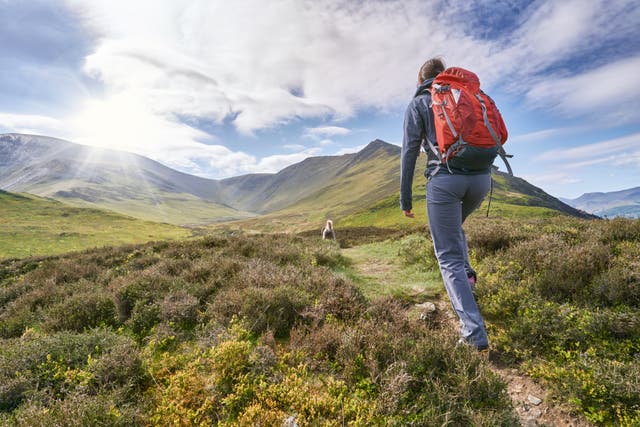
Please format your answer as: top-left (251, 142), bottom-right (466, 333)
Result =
top-left (525, 56), bottom-right (640, 124)
top-left (65, 0), bottom-right (498, 134)
top-left (4, 0), bottom-right (627, 181)
top-left (491, 0), bottom-right (640, 82)
top-left (333, 144), bottom-right (366, 156)
top-left (283, 144), bottom-right (306, 151)
top-left (0, 113), bottom-right (66, 136)
top-left (509, 128), bottom-right (568, 144)
top-left (521, 171), bottom-right (581, 186)
top-left (535, 133), bottom-right (640, 162)
top-left (254, 148), bottom-right (322, 173)
top-left (305, 126), bottom-right (351, 138)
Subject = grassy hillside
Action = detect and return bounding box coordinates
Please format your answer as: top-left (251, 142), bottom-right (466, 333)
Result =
top-left (216, 148), bottom-right (592, 234)
top-left (0, 190), bottom-right (191, 259)
top-left (1, 218), bottom-right (637, 424)
top-left (56, 189), bottom-right (255, 226)
top-left (0, 233), bottom-right (518, 425)
top-left (213, 145), bottom-right (418, 233)
top-left (339, 172), bottom-right (571, 229)
top-left (0, 134), bottom-right (253, 225)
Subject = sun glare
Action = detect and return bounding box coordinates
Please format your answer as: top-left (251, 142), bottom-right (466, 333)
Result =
top-left (68, 93), bottom-right (162, 155)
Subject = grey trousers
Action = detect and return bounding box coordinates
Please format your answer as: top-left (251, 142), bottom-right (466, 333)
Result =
top-left (426, 172), bottom-right (491, 348)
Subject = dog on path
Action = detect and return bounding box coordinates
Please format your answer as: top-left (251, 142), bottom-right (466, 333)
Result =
top-left (322, 219), bottom-right (336, 241)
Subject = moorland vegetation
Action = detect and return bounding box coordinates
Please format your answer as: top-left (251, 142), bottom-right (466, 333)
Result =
top-left (0, 216), bottom-right (638, 425)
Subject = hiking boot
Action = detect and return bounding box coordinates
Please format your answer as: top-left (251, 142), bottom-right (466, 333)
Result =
top-left (467, 271), bottom-right (477, 292)
top-left (457, 338), bottom-right (488, 352)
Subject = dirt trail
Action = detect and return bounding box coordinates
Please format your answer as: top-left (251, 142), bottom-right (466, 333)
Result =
top-left (345, 250), bottom-right (592, 427)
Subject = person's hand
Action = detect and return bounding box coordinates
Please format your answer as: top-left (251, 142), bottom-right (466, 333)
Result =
top-left (403, 210), bottom-right (415, 218)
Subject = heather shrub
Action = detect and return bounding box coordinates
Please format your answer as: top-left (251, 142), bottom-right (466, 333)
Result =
top-left (26, 258), bottom-right (101, 286)
top-left (0, 377), bottom-right (30, 411)
top-left (42, 290), bottom-right (118, 332)
top-left (475, 217), bottom-right (640, 423)
top-left (490, 232), bottom-right (610, 304)
top-left (591, 241), bottom-right (640, 307)
top-left (207, 285), bottom-right (313, 337)
top-left (529, 348), bottom-right (640, 425)
top-left (2, 230), bottom-right (523, 424)
top-left (109, 271), bottom-right (175, 320)
top-left (86, 337), bottom-right (147, 393)
top-left (0, 304), bottom-right (38, 338)
top-left (465, 217), bottom-right (532, 258)
top-left (397, 234), bottom-right (438, 270)
top-left (126, 300), bottom-right (161, 339)
top-left (599, 217), bottom-right (640, 243)
top-left (160, 290), bottom-right (200, 330)
top-left (534, 239), bottom-right (610, 303)
top-left (303, 273), bottom-right (367, 322)
top-left (6, 392), bottom-right (144, 427)
top-left (0, 329), bottom-right (143, 411)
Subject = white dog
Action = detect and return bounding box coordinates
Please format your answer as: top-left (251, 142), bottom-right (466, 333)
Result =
top-left (321, 219), bottom-right (336, 241)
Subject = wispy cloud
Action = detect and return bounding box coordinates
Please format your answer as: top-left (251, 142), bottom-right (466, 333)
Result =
top-left (525, 56), bottom-right (640, 125)
top-left (0, 113), bottom-right (65, 136)
top-left (535, 133), bottom-right (640, 162)
top-left (333, 144), bottom-right (366, 156)
top-left (253, 148), bottom-right (322, 173)
top-left (305, 126), bottom-right (351, 138)
top-left (509, 128), bottom-right (566, 144)
top-left (521, 171), bottom-right (582, 186)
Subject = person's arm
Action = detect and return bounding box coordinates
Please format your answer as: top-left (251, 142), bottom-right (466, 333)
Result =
top-left (400, 101), bottom-right (424, 216)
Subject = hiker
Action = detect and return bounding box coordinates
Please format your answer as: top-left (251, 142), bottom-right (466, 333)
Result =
top-left (321, 219), bottom-right (336, 241)
top-left (400, 58), bottom-right (506, 351)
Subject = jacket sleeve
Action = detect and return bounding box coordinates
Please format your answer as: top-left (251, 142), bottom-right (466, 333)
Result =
top-left (400, 101), bottom-right (424, 211)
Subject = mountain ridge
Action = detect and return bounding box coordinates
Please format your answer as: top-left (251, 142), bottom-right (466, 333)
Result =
top-left (1, 133), bottom-right (594, 227)
top-left (562, 186), bottom-right (640, 218)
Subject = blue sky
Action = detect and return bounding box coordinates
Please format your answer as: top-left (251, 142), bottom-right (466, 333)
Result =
top-left (1, 0), bottom-right (639, 199)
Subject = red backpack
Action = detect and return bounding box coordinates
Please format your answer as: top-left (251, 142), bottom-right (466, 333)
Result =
top-left (427, 67), bottom-right (512, 175)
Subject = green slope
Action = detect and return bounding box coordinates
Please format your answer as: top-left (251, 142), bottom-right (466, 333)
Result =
top-left (213, 144), bottom-right (404, 232)
top-left (1, 134), bottom-right (254, 226)
top-left (0, 190), bottom-right (192, 259)
top-left (215, 141), bottom-right (592, 233)
top-left (339, 170), bottom-right (588, 228)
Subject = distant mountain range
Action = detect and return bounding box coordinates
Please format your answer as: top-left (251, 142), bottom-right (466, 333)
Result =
top-left (1, 133), bottom-right (594, 226)
top-left (562, 187), bottom-right (640, 218)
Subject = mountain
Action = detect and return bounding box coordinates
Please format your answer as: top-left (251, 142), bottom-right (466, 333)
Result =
top-left (1, 133), bottom-right (593, 229)
top-left (562, 187), bottom-right (640, 218)
top-left (0, 133), bottom-right (252, 225)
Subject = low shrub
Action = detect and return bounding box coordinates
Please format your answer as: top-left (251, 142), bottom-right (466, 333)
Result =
top-left (0, 329), bottom-right (143, 410)
top-left (6, 391), bottom-right (144, 426)
top-left (160, 290), bottom-right (200, 331)
top-left (397, 234), bottom-right (438, 270)
top-left (465, 217), bottom-right (532, 258)
top-left (475, 217), bottom-right (640, 423)
top-left (207, 285), bottom-right (313, 338)
top-left (42, 291), bottom-right (118, 332)
top-left (126, 300), bottom-right (161, 339)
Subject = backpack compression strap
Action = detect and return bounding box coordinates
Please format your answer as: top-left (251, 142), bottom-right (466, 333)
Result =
top-left (475, 94), bottom-right (513, 176)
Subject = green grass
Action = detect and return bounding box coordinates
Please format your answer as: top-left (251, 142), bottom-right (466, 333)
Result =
top-left (63, 191), bottom-right (256, 226)
top-left (340, 239), bottom-right (442, 301)
top-left (0, 191), bottom-right (191, 259)
top-left (338, 179), bottom-right (565, 229)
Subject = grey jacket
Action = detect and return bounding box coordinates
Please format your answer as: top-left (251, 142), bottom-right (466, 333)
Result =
top-left (400, 79), bottom-right (491, 211)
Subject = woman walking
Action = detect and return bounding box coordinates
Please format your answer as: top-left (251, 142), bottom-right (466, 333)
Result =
top-left (400, 58), bottom-right (495, 351)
